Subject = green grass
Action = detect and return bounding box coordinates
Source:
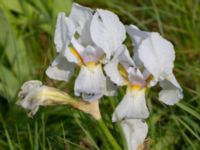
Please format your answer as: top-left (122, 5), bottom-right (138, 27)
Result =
top-left (0, 0), bottom-right (200, 149)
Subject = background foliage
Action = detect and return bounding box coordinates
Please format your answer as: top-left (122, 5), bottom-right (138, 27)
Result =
top-left (0, 0), bottom-right (200, 149)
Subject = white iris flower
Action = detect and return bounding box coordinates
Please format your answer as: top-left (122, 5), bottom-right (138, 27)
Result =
top-left (105, 25), bottom-right (183, 122)
top-left (126, 25), bottom-right (183, 105)
top-left (46, 3), bottom-right (125, 101)
top-left (105, 46), bottom-right (150, 122)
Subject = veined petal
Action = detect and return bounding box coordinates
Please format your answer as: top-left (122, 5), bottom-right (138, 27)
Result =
top-left (112, 89), bottom-right (149, 122)
top-left (138, 32), bottom-right (175, 81)
top-left (46, 54), bottom-right (75, 81)
top-left (69, 3), bottom-right (93, 34)
top-left (90, 9), bottom-right (126, 59)
top-left (121, 119), bottom-right (148, 150)
top-left (159, 74), bottom-right (183, 105)
top-left (74, 65), bottom-right (106, 101)
top-left (54, 13), bottom-right (75, 53)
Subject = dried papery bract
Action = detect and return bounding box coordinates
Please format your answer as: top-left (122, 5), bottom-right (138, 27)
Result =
top-left (137, 138), bottom-right (150, 150)
top-left (17, 80), bottom-right (101, 119)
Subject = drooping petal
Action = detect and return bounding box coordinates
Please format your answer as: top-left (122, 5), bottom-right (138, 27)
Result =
top-left (104, 45), bottom-right (134, 86)
top-left (112, 89), bottom-right (149, 122)
top-left (121, 119), bottom-right (148, 150)
top-left (138, 32), bottom-right (175, 81)
top-left (159, 74), bottom-right (183, 105)
top-left (46, 54), bottom-right (75, 82)
top-left (54, 13), bottom-right (75, 53)
top-left (74, 65), bottom-right (106, 101)
top-left (90, 9), bottom-right (126, 59)
top-left (69, 3), bottom-right (93, 34)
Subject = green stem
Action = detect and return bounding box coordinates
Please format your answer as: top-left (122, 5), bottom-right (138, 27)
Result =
top-left (97, 119), bottom-right (121, 150)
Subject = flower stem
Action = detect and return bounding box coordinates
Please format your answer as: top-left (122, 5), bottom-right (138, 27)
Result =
top-left (97, 119), bottom-right (121, 150)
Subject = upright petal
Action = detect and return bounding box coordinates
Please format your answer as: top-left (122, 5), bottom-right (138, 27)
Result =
top-left (104, 45), bottom-right (134, 86)
top-left (126, 25), bottom-right (150, 67)
top-left (126, 25), bottom-right (149, 47)
top-left (74, 65), bottom-right (106, 101)
top-left (159, 74), bottom-right (183, 105)
top-left (69, 3), bottom-right (93, 34)
top-left (79, 19), bottom-right (93, 47)
top-left (117, 45), bottom-right (135, 69)
top-left (112, 89), bottom-right (149, 122)
top-left (90, 9), bottom-right (126, 59)
top-left (121, 119), bottom-right (148, 150)
top-left (54, 13), bottom-right (75, 53)
top-left (138, 32), bottom-right (175, 81)
top-left (46, 54), bottom-right (75, 82)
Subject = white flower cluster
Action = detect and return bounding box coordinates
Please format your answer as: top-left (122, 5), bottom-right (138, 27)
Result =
top-left (18, 3), bottom-right (183, 150)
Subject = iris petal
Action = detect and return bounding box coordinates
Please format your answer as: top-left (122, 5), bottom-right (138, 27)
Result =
top-left (46, 54), bottom-right (75, 81)
top-left (159, 74), bottom-right (183, 105)
top-left (74, 65), bottom-right (106, 101)
top-left (121, 119), bottom-right (148, 150)
top-left (112, 89), bottom-right (149, 122)
top-left (90, 9), bottom-right (126, 59)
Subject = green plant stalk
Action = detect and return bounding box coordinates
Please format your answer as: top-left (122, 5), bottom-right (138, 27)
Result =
top-left (97, 119), bottom-right (121, 150)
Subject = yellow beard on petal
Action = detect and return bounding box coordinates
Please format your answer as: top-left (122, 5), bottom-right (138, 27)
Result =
top-left (127, 84), bottom-right (145, 92)
top-left (131, 84), bottom-right (143, 90)
top-left (118, 63), bottom-right (129, 81)
top-left (86, 61), bottom-right (96, 69)
top-left (69, 47), bottom-right (84, 65)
